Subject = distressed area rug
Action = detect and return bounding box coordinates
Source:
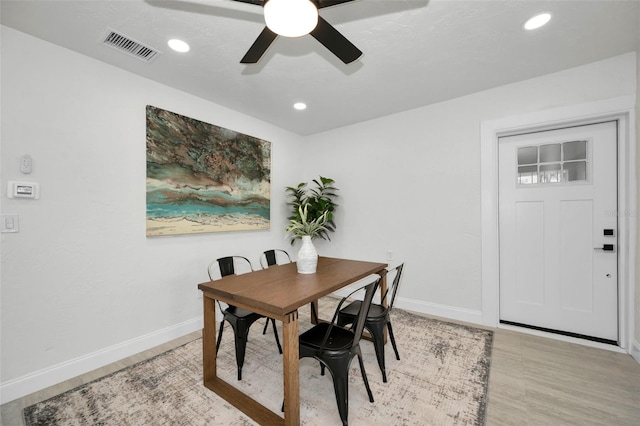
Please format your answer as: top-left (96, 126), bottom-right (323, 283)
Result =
top-left (24, 307), bottom-right (493, 426)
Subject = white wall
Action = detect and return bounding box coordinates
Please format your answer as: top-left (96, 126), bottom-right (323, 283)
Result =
top-left (1, 26), bottom-right (638, 403)
top-left (304, 52), bottom-right (637, 322)
top-left (0, 26), bottom-right (302, 400)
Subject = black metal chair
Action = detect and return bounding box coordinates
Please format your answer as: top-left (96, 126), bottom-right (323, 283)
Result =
top-left (259, 248), bottom-right (292, 269)
top-left (337, 263), bottom-right (404, 383)
top-left (207, 256), bottom-right (282, 380)
top-left (297, 276), bottom-right (381, 426)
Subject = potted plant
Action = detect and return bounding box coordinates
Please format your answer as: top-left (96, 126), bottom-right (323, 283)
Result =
top-left (285, 176), bottom-right (338, 244)
top-left (285, 206), bottom-right (328, 274)
top-left (285, 176), bottom-right (338, 273)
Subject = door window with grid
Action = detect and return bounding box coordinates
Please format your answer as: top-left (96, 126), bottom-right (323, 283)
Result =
top-left (517, 140), bottom-right (588, 185)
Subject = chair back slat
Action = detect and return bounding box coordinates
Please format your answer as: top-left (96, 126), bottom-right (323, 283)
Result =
top-left (265, 250), bottom-right (277, 266)
top-left (217, 256), bottom-right (236, 277)
top-left (386, 263), bottom-right (405, 311)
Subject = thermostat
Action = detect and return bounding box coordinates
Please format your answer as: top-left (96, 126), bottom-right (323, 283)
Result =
top-left (7, 181), bottom-right (40, 199)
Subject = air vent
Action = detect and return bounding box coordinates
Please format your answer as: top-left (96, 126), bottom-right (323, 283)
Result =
top-left (99, 29), bottom-right (161, 63)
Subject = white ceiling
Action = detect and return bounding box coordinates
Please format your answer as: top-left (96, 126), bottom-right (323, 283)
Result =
top-left (2, 0), bottom-right (638, 135)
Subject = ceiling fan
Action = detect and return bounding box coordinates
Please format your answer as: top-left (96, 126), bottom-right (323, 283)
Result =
top-left (230, 0), bottom-right (362, 64)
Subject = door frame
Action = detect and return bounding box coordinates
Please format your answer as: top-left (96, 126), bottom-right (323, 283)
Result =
top-left (481, 95), bottom-right (636, 352)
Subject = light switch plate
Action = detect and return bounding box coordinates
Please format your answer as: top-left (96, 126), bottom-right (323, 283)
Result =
top-left (1, 214), bottom-right (19, 233)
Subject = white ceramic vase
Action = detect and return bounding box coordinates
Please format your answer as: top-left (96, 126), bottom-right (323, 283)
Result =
top-left (297, 235), bottom-right (318, 274)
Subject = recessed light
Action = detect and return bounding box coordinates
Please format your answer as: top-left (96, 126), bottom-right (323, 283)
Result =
top-left (168, 39), bottom-right (190, 53)
top-left (293, 102), bottom-right (307, 110)
top-left (523, 12), bottom-right (551, 31)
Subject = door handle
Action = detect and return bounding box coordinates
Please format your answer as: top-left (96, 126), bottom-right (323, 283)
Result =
top-left (594, 244), bottom-right (615, 252)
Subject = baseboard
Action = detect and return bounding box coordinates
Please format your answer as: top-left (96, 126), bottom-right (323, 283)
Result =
top-left (331, 288), bottom-right (484, 326)
top-left (0, 316), bottom-right (203, 404)
top-left (394, 297), bottom-right (484, 325)
top-left (631, 339), bottom-right (640, 364)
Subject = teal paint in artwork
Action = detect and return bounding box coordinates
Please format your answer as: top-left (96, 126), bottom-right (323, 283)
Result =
top-left (146, 106), bottom-right (271, 236)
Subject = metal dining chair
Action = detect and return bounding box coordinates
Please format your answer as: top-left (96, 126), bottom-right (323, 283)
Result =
top-left (295, 275), bottom-right (381, 426)
top-left (207, 255), bottom-right (282, 380)
top-left (259, 248), bottom-right (292, 269)
top-left (337, 263), bottom-right (404, 382)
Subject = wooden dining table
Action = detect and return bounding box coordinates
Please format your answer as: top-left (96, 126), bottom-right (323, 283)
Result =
top-left (198, 256), bottom-right (388, 426)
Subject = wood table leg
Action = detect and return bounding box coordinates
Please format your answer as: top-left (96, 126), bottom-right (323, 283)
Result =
top-left (202, 295), bottom-right (217, 384)
top-left (282, 311), bottom-right (300, 426)
top-left (202, 296), bottom-right (284, 425)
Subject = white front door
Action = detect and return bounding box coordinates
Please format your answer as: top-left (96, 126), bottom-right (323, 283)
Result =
top-left (498, 121), bottom-right (618, 342)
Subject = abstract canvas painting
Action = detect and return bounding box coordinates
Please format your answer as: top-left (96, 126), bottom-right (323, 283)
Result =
top-left (146, 106), bottom-right (270, 236)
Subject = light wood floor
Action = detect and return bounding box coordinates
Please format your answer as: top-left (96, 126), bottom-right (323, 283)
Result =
top-left (2, 326), bottom-right (639, 425)
top-left (486, 328), bottom-right (639, 425)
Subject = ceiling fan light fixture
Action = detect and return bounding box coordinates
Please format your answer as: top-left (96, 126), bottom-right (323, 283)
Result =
top-left (264, 0), bottom-right (318, 38)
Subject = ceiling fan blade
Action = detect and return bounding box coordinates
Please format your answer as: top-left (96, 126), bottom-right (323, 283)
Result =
top-left (316, 0), bottom-right (354, 9)
top-left (229, 0), bottom-right (264, 5)
top-left (310, 16), bottom-right (362, 64)
top-left (229, 0), bottom-right (352, 7)
top-left (241, 27), bottom-right (278, 63)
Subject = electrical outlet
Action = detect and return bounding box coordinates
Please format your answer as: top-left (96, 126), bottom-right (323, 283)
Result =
top-left (386, 251), bottom-right (393, 261)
